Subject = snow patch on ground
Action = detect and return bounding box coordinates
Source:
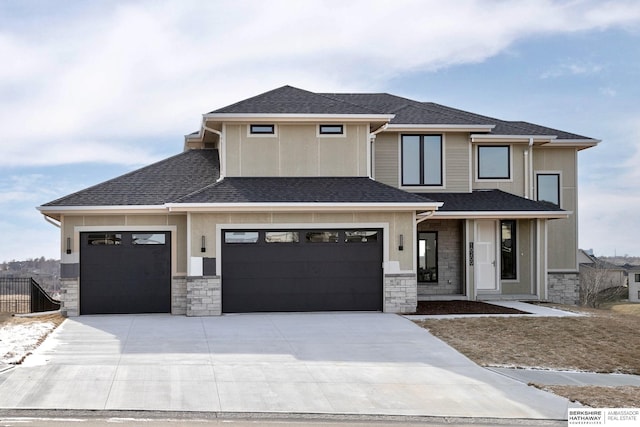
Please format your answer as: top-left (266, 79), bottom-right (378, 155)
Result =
top-left (0, 321), bottom-right (56, 364)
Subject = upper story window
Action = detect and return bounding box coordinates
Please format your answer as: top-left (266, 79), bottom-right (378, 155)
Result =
top-left (318, 124), bottom-right (344, 135)
top-left (537, 173), bottom-right (561, 206)
top-left (477, 146), bottom-right (511, 180)
top-left (401, 134), bottom-right (443, 186)
top-left (249, 124), bottom-right (275, 135)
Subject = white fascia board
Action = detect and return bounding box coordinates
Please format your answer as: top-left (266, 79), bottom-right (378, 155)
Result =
top-left (471, 134), bottom-right (557, 142)
top-left (541, 139), bottom-right (600, 149)
top-left (429, 210), bottom-right (572, 220)
top-left (167, 202), bottom-right (442, 213)
top-left (202, 113), bottom-right (395, 122)
top-left (36, 205), bottom-right (169, 215)
top-left (386, 124), bottom-right (495, 132)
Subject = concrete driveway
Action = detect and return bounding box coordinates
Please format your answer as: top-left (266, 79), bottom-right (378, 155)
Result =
top-left (0, 313), bottom-right (574, 419)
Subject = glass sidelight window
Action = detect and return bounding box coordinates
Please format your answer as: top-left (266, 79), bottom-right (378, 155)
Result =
top-left (418, 232), bottom-right (438, 283)
top-left (500, 220), bottom-right (517, 280)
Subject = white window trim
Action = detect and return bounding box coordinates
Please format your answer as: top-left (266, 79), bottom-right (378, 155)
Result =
top-left (247, 124), bottom-right (278, 137)
top-left (535, 170), bottom-right (562, 207)
top-left (316, 124), bottom-right (346, 138)
top-left (398, 133), bottom-right (447, 190)
top-left (474, 144), bottom-right (514, 183)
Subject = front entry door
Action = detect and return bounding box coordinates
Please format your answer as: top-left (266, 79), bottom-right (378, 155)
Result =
top-left (476, 220), bottom-right (499, 291)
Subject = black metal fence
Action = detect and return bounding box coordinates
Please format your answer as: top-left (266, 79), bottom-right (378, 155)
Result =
top-left (0, 276), bottom-right (61, 313)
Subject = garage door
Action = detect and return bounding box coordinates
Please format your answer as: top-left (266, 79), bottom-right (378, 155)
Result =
top-left (222, 229), bottom-right (382, 313)
top-left (80, 231), bottom-right (171, 314)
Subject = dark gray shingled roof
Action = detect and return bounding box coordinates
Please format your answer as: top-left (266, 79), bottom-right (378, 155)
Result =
top-left (42, 149), bottom-right (220, 206)
top-left (322, 92), bottom-right (591, 139)
top-left (176, 177), bottom-right (435, 204)
top-left (418, 190), bottom-right (564, 212)
top-left (209, 85), bottom-right (384, 115)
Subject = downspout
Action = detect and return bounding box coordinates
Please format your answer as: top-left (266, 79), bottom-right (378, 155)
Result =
top-left (43, 215), bottom-right (61, 228)
top-left (203, 123), bottom-right (225, 182)
top-left (528, 137), bottom-right (534, 199)
top-left (416, 210), bottom-right (435, 224)
top-left (368, 123), bottom-right (388, 179)
top-left (524, 138), bottom-right (534, 198)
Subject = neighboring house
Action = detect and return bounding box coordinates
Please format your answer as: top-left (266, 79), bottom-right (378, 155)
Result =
top-left (38, 86), bottom-right (599, 316)
top-left (627, 267), bottom-right (640, 303)
top-left (578, 249), bottom-right (627, 305)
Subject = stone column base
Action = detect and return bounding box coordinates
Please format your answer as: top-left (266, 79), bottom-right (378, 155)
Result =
top-left (384, 273), bottom-right (417, 313)
top-left (186, 276), bottom-right (222, 316)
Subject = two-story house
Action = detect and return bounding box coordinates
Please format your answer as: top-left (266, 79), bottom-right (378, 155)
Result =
top-left (38, 86), bottom-right (599, 316)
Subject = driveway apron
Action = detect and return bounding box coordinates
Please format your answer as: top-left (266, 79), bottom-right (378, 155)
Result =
top-left (0, 313), bottom-right (574, 418)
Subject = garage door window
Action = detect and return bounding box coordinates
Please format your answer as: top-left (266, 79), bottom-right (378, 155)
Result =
top-left (265, 231), bottom-right (299, 243)
top-left (132, 233), bottom-right (166, 245)
top-left (225, 231), bottom-right (259, 243)
top-left (345, 231), bottom-right (378, 243)
top-left (306, 231), bottom-right (339, 243)
top-left (88, 233), bottom-right (122, 245)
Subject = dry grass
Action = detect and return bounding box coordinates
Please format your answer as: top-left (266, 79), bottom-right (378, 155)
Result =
top-left (0, 312), bottom-right (65, 328)
top-left (533, 385), bottom-right (640, 408)
top-left (416, 304), bottom-right (640, 407)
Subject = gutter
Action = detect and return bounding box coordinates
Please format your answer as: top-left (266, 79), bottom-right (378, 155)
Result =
top-left (43, 215), bottom-right (61, 228)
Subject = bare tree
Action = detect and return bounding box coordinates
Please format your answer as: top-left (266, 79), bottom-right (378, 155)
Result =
top-left (580, 261), bottom-right (625, 308)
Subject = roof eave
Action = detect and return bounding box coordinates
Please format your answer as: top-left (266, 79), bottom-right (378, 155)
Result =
top-left (471, 134), bottom-right (557, 143)
top-left (428, 210), bottom-right (571, 219)
top-left (387, 124), bottom-right (495, 132)
top-left (166, 202), bottom-right (442, 213)
top-left (37, 205), bottom-right (170, 216)
top-left (203, 113), bottom-right (395, 122)
top-left (541, 139), bottom-right (600, 150)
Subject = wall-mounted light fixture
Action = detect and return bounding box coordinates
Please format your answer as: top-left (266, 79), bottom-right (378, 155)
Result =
top-left (399, 234), bottom-right (404, 251)
top-left (66, 237), bottom-right (72, 254)
top-left (201, 235), bottom-right (206, 253)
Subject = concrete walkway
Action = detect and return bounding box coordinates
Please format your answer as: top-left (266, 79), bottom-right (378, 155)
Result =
top-left (406, 300), bottom-right (584, 320)
top-left (0, 313), bottom-right (575, 419)
top-left (489, 367), bottom-right (640, 387)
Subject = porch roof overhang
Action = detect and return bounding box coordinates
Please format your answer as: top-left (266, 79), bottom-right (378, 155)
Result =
top-left (166, 202), bottom-right (441, 213)
top-left (416, 189), bottom-right (569, 220)
top-left (424, 210), bottom-right (571, 220)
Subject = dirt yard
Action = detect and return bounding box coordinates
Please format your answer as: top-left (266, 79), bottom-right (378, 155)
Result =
top-left (417, 303), bottom-right (640, 407)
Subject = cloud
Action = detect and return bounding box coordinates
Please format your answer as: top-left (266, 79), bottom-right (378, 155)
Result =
top-left (1, 0), bottom-right (640, 168)
top-left (540, 62), bottom-right (604, 79)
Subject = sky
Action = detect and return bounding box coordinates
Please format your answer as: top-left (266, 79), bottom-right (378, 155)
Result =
top-left (1, 0), bottom-right (640, 261)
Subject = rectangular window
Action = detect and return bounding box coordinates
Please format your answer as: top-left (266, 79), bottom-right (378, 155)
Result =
top-left (225, 231), bottom-right (259, 243)
top-left (501, 220), bottom-right (517, 280)
top-left (319, 124), bottom-right (344, 135)
top-left (345, 230), bottom-right (378, 243)
top-left (249, 124), bottom-right (275, 134)
top-left (401, 134), bottom-right (443, 186)
top-left (132, 233), bottom-right (166, 245)
top-left (478, 146), bottom-right (510, 179)
top-left (87, 233), bottom-right (122, 246)
top-left (635, 273), bottom-right (640, 282)
top-left (537, 173), bottom-right (560, 206)
top-left (418, 232), bottom-right (437, 283)
top-left (305, 231), bottom-right (339, 243)
top-left (265, 231), bottom-right (299, 243)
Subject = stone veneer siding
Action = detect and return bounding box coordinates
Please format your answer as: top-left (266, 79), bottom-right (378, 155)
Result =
top-left (186, 276), bottom-right (221, 316)
top-left (59, 278), bottom-right (79, 317)
top-left (417, 219), bottom-right (464, 295)
top-left (547, 272), bottom-right (580, 305)
top-left (172, 277), bottom-right (187, 315)
top-left (384, 273), bottom-right (417, 313)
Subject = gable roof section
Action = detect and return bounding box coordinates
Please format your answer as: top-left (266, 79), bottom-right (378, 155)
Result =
top-left (41, 149), bottom-right (220, 207)
top-left (417, 189), bottom-right (568, 219)
top-left (209, 85), bottom-right (383, 115)
top-left (175, 177), bottom-right (435, 204)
